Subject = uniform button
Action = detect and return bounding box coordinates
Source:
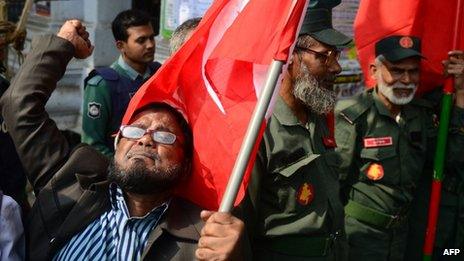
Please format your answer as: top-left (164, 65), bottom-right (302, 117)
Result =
top-left (50, 238), bottom-right (55, 244)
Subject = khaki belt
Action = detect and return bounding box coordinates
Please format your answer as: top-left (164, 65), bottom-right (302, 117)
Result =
top-left (345, 200), bottom-right (407, 229)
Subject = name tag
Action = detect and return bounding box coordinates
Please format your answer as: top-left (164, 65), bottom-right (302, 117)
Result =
top-left (363, 137), bottom-right (393, 148)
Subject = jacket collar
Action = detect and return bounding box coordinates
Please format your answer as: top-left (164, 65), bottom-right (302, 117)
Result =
top-left (141, 197), bottom-right (204, 258)
top-left (274, 96), bottom-right (299, 126)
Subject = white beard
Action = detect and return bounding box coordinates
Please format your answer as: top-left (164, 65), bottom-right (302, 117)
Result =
top-left (377, 75), bottom-right (417, 105)
top-left (292, 63), bottom-right (336, 115)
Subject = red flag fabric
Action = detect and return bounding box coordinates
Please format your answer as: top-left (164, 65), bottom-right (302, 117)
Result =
top-left (121, 0), bottom-right (307, 210)
top-left (354, 0), bottom-right (464, 94)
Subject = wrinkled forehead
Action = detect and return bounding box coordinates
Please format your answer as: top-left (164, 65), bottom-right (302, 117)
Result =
top-left (129, 108), bottom-right (179, 130)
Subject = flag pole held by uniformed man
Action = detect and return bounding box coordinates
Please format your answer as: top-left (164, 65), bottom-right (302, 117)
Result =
top-left (219, 2), bottom-right (309, 213)
top-left (423, 0), bottom-right (463, 259)
top-left (219, 60), bottom-right (284, 212)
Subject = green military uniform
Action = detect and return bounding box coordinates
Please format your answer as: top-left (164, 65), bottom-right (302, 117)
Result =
top-left (244, 97), bottom-right (347, 260)
top-left (82, 56), bottom-right (153, 157)
top-left (434, 175), bottom-right (464, 260)
top-left (241, 1), bottom-right (351, 259)
top-left (335, 88), bottom-right (464, 260)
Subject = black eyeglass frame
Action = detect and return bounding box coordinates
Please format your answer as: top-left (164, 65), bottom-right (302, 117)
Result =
top-left (295, 46), bottom-right (341, 65)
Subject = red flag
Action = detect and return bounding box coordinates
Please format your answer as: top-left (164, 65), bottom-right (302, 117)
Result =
top-left (354, 0), bottom-right (464, 94)
top-left (121, 0), bottom-right (307, 210)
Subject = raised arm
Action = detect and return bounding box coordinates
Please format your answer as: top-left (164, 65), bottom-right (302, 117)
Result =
top-left (0, 20), bottom-right (93, 192)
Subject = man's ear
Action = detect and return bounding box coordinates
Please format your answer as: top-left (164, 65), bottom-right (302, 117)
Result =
top-left (288, 52), bottom-right (299, 74)
top-left (115, 40), bottom-right (124, 51)
top-left (369, 62), bottom-right (378, 81)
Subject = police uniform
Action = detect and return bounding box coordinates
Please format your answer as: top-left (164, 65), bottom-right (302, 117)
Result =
top-left (82, 56), bottom-right (160, 156)
top-left (335, 53), bottom-right (464, 261)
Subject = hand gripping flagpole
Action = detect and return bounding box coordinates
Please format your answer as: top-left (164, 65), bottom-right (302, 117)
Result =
top-left (423, 0), bottom-right (463, 260)
top-left (219, 60), bottom-right (284, 212)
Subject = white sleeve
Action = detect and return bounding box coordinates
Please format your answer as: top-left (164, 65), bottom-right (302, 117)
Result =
top-left (0, 194), bottom-right (25, 261)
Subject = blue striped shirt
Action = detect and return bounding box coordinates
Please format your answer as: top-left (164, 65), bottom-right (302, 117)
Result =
top-left (53, 184), bottom-right (169, 261)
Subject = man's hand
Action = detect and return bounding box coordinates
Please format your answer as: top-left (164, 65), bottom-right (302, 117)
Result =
top-left (57, 20), bottom-right (93, 59)
top-left (443, 50), bottom-right (464, 90)
top-left (196, 211), bottom-right (244, 261)
top-left (444, 50), bottom-right (464, 108)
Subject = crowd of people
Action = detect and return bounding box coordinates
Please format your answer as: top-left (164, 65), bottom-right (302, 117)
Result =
top-left (0, 0), bottom-right (464, 260)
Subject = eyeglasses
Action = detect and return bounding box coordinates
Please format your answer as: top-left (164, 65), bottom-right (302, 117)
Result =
top-left (119, 125), bottom-right (177, 145)
top-left (296, 46), bottom-right (341, 65)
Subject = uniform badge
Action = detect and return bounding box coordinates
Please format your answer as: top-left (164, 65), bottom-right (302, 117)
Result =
top-left (363, 137), bottom-right (393, 148)
top-left (87, 102), bottom-right (101, 119)
top-left (366, 163), bottom-right (384, 181)
top-left (296, 183), bottom-right (314, 206)
top-left (323, 136), bottom-right (337, 148)
top-left (399, 36), bottom-right (414, 48)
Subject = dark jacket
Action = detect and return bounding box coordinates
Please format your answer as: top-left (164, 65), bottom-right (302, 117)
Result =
top-left (0, 35), bottom-right (204, 261)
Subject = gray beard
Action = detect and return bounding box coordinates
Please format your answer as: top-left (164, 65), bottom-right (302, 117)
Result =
top-left (292, 64), bottom-right (336, 115)
top-left (108, 158), bottom-right (185, 195)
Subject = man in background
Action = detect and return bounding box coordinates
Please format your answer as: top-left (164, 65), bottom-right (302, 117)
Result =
top-left (82, 9), bottom-right (161, 157)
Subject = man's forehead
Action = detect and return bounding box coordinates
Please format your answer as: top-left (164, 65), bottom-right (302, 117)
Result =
top-left (126, 25), bottom-right (154, 36)
top-left (383, 57), bottom-right (420, 69)
top-left (130, 108), bottom-right (176, 126)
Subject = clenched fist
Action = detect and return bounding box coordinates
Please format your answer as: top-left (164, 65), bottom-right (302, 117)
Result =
top-left (57, 19), bottom-right (93, 59)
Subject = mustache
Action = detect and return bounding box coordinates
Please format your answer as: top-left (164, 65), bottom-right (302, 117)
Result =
top-left (126, 150), bottom-right (160, 161)
top-left (391, 82), bottom-right (417, 90)
top-left (323, 74), bottom-right (336, 82)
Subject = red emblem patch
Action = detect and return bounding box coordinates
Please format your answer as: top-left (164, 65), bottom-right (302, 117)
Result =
top-left (399, 36), bottom-right (414, 48)
top-left (363, 137), bottom-right (393, 148)
top-left (296, 183), bottom-right (314, 206)
top-left (366, 163), bottom-right (384, 181)
top-left (323, 136), bottom-right (337, 148)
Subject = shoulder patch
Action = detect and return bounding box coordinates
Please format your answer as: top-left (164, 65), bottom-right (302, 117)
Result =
top-left (336, 92), bottom-right (373, 124)
top-left (87, 102), bottom-right (101, 119)
top-left (86, 75), bottom-right (104, 86)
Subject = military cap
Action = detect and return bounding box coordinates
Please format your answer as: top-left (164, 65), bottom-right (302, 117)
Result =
top-left (375, 35), bottom-right (424, 62)
top-left (299, 0), bottom-right (351, 48)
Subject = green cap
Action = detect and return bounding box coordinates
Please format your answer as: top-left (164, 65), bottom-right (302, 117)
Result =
top-left (299, 1), bottom-right (352, 48)
top-left (375, 35), bottom-right (424, 62)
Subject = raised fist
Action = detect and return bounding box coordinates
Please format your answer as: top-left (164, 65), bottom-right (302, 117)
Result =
top-left (57, 19), bottom-right (93, 59)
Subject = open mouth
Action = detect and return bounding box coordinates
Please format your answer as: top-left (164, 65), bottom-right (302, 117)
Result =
top-left (393, 88), bottom-right (413, 97)
top-left (127, 151), bottom-right (159, 161)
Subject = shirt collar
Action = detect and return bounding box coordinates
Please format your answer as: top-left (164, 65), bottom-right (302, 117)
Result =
top-left (372, 88), bottom-right (419, 121)
top-left (372, 88), bottom-right (395, 117)
top-left (117, 56), bottom-right (151, 81)
top-left (273, 96), bottom-right (303, 126)
top-left (109, 183), bottom-right (170, 220)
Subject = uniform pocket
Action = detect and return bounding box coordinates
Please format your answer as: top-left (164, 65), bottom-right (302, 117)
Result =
top-left (275, 154), bottom-right (320, 178)
top-left (359, 147), bottom-right (397, 183)
top-left (360, 147), bottom-right (396, 161)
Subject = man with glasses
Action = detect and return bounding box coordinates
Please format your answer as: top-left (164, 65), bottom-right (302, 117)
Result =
top-left (335, 35), bottom-right (464, 260)
top-left (0, 20), bottom-right (247, 261)
top-left (242, 1), bottom-right (351, 259)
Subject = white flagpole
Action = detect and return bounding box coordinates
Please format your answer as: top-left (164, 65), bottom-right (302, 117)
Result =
top-left (219, 60), bottom-right (284, 212)
top-left (218, 0), bottom-right (308, 212)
